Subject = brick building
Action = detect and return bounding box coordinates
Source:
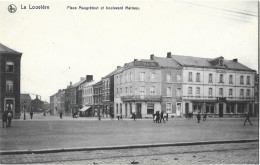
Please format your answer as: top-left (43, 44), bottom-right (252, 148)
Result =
top-left (0, 43), bottom-right (22, 119)
top-left (93, 80), bottom-right (103, 117)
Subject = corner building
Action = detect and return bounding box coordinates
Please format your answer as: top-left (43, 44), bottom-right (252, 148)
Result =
top-left (114, 59), bottom-right (162, 118)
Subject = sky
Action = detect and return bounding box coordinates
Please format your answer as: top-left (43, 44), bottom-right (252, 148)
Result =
top-left (0, 0), bottom-right (258, 102)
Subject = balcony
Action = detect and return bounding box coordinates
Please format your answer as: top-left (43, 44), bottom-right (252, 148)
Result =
top-left (121, 95), bottom-right (162, 102)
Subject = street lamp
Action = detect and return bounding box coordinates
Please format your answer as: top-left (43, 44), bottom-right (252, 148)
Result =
top-left (23, 101), bottom-right (26, 120)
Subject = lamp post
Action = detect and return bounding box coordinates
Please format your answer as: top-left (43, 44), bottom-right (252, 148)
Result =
top-left (23, 101), bottom-right (26, 120)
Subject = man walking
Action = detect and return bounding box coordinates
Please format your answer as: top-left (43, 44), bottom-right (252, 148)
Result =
top-left (60, 111), bottom-right (63, 119)
top-left (160, 111), bottom-right (165, 123)
top-left (244, 111), bottom-right (252, 125)
top-left (30, 111), bottom-right (33, 119)
top-left (197, 111), bottom-right (201, 123)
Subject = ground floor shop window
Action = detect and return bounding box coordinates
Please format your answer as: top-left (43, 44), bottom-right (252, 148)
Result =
top-left (237, 104), bottom-right (246, 113)
top-left (116, 103), bottom-right (118, 114)
top-left (130, 103), bottom-right (132, 114)
top-left (206, 104), bottom-right (214, 113)
top-left (226, 104), bottom-right (235, 113)
top-left (193, 104), bottom-right (202, 112)
top-left (147, 103), bottom-right (154, 114)
top-left (166, 103), bottom-right (172, 113)
top-left (120, 103), bottom-right (122, 114)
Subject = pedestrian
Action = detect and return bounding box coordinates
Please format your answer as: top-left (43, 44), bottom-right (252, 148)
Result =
top-left (244, 111), bottom-right (252, 125)
top-left (30, 111), bottom-right (33, 119)
top-left (153, 113), bottom-right (156, 123)
top-left (132, 113), bottom-right (136, 121)
top-left (60, 111), bottom-right (63, 119)
top-left (197, 111), bottom-right (201, 123)
top-left (2, 111), bottom-right (8, 127)
top-left (111, 113), bottom-right (114, 120)
top-left (156, 111), bottom-right (160, 123)
top-left (166, 113), bottom-right (169, 121)
top-left (203, 112), bottom-right (207, 121)
top-left (7, 111), bottom-right (12, 127)
top-left (117, 113), bottom-right (120, 120)
top-left (160, 111), bottom-right (165, 123)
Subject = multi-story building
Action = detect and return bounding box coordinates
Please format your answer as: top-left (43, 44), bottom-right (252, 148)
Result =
top-left (254, 74), bottom-right (259, 117)
top-left (102, 67), bottom-right (119, 117)
top-left (0, 43), bottom-right (22, 119)
top-left (169, 54), bottom-right (256, 117)
top-left (114, 59), bottom-right (162, 118)
top-left (81, 80), bottom-right (96, 116)
top-left (20, 94), bottom-right (31, 113)
top-left (31, 95), bottom-right (44, 112)
top-left (50, 95), bottom-right (54, 115)
top-left (93, 80), bottom-right (103, 117)
top-left (152, 53), bottom-right (183, 116)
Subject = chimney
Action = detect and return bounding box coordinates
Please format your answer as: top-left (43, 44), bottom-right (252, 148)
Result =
top-left (70, 82), bottom-right (72, 86)
top-left (233, 59), bottom-right (238, 62)
top-left (86, 75), bottom-right (93, 82)
top-left (80, 77), bottom-right (85, 81)
top-left (167, 52), bottom-right (172, 58)
top-left (134, 59), bottom-right (138, 62)
top-left (58, 89), bottom-right (61, 92)
top-left (150, 54), bottom-right (154, 60)
top-left (117, 66), bottom-right (121, 69)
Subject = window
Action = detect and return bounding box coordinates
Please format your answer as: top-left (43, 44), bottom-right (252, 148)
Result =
top-left (130, 73), bottom-right (133, 82)
top-left (226, 104), bottom-right (235, 113)
top-left (196, 73), bottom-right (200, 82)
top-left (150, 86), bottom-right (155, 95)
top-left (188, 87), bottom-right (192, 95)
top-left (125, 87), bottom-right (128, 94)
top-left (120, 88), bottom-right (122, 94)
top-left (167, 87), bottom-right (172, 96)
top-left (120, 103), bottom-right (122, 113)
top-left (219, 88), bottom-right (223, 96)
top-left (246, 89), bottom-right (250, 97)
top-left (229, 75), bottom-right (233, 84)
top-left (177, 74), bottom-right (181, 82)
top-left (246, 76), bottom-right (250, 85)
top-left (120, 75), bottom-right (123, 83)
top-left (209, 88), bottom-right (213, 96)
top-left (167, 74), bottom-right (171, 82)
top-left (196, 87), bottom-right (200, 95)
top-left (147, 103), bottom-right (154, 114)
top-left (177, 88), bottom-right (181, 97)
top-left (166, 103), bottom-right (172, 112)
top-left (151, 73), bottom-right (155, 81)
top-left (240, 76), bottom-right (244, 84)
top-left (117, 76), bottom-right (119, 84)
top-left (209, 74), bottom-right (213, 83)
top-left (140, 86), bottom-right (145, 95)
top-left (240, 89), bottom-right (244, 97)
top-left (206, 104), bottom-right (215, 113)
top-left (6, 80), bottom-right (13, 92)
top-left (130, 86), bottom-right (132, 94)
top-left (188, 72), bottom-right (192, 82)
top-left (140, 72), bottom-right (145, 81)
top-left (116, 103), bottom-right (118, 113)
top-left (126, 74), bottom-right (128, 83)
top-left (6, 62), bottom-right (14, 73)
top-left (130, 103), bottom-right (132, 114)
top-left (219, 74), bottom-right (224, 83)
top-left (237, 104), bottom-right (246, 113)
top-left (229, 89), bottom-right (233, 96)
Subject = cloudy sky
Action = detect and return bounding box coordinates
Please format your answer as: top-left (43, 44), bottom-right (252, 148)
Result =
top-left (0, 0), bottom-right (258, 101)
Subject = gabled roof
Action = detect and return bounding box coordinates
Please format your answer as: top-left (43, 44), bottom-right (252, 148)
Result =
top-left (71, 78), bottom-right (87, 88)
top-left (0, 43), bottom-right (21, 54)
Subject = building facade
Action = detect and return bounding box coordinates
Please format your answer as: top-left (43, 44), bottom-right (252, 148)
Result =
top-left (170, 55), bottom-right (256, 117)
top-left (31, 95), bottom-right (44, 112)
top-left (81, 80), bottom-right (96, 116)
top-left (0, 43), bottom-right (22, 119)
top-left (114, 59), bottom-right (162, 118)
top-left (93, 80), bottom-right (103, 117)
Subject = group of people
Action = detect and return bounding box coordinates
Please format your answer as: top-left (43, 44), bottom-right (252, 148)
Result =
top-left (2, 111), bottom-right (12, 128)
top-left (153, 111), bottom-right (168, 123)
top-left (196, 112), bottom-right (207, 123)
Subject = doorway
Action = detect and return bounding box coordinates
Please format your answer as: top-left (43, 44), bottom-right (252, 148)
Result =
top-left (219, 103), bottom-right (223, 117)
top-left (136, 103), bottom-right (142, 118)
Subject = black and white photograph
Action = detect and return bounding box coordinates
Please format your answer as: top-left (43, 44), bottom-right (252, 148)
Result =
top-left (0, 0), bottom-right (258, 164)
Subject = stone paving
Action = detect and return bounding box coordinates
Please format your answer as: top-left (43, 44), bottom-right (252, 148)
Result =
top-left (0, 142), bottom-right (258, 164)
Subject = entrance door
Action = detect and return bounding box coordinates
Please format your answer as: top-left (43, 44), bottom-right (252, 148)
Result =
top-left (176, 103), bottom-right (181, 117)
top-left (219, 103), bottom-right (223, 117)
top-left (185, 103), bottom-right (189, 115)
top-left (136, 103), bottom-right (142, 118)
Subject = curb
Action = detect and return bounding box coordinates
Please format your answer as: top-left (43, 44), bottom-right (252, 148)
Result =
top-left (0, 139), bottom-right (258, 155)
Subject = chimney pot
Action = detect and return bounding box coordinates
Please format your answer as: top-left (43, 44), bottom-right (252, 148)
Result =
top-left (70, 82), bottom-right (72, 86)
top-left (117, 66), bottom-right (121, 69)
top-left (167, 52), bottom-right (172, 58)
top-left (134, 59), bottom-right (138, 62)
top-left (150, 54), bottom-right (154, 60)
top-left (233, 59), bottom-right (238, 62)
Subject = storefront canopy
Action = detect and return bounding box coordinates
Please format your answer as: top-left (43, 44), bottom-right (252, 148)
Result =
top-left (79, 106), bottom-right (91, 112)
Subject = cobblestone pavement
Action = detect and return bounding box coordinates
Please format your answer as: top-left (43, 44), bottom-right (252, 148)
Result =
top-left (1, 142), bottom-right (258, 164)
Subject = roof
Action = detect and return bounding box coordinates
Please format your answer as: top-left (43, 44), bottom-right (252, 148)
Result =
top-left (83, 80), bottom-right (97, 87)
top-left (153, 56), bottom-right (180, 68)
top-left (0, 43), bottom-right (21, 54)
top-left (170, 55), bottom-right (254, 71)
top-left (71, 78), bottom-right (87, 88)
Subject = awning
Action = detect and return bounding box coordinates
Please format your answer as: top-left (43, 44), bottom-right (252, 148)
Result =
top-left (79, 106), bottom-right (91, 112)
